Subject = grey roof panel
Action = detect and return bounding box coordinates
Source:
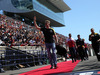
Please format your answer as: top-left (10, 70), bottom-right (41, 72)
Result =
top-left (48, 0), bottom-right (71, 12)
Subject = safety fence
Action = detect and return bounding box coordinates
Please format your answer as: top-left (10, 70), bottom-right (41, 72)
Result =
top-left (0, 46), bottom-right (95, 72)
top-left (0, 46), bottom-right (48, 72)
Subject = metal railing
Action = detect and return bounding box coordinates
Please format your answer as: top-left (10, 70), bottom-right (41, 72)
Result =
top-left (0, 46), bottom-right (48, 72)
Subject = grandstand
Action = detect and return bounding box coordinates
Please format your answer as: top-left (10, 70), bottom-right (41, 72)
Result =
top-left (0, 14), bottom-right (68, 72)
top-left (0, 0), bottom-right (71, 72)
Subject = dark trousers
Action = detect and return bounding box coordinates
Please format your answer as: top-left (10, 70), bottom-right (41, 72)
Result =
top-left (92, 44), bottom-right (100, 61)
top-left (84, 48), bottom-right (89, 59)
top-left (69, 47), bottom-right (76, 61)
top-left (77, 47), bottom-right (85, 60)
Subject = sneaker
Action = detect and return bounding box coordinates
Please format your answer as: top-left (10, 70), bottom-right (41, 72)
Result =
top-left (98, 52), bottom-right (100, 55)
top-left (87, 58), bottom-right (89, 60)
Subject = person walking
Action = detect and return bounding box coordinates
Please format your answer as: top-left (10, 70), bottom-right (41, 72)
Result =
top-left (34, 16), bottom-right (58, 69)
top-left (89, 28), bottom-right (100, 61)
top-left (76, 34), bottom-right (85, 61)
top-left (83, 39), bottom-right (89, 60)
top-left (66, 33), bottom-right (77, 63)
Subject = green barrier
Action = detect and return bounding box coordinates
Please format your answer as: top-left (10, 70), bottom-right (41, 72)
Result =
top-left (46, 59), bottom-right (49, 64)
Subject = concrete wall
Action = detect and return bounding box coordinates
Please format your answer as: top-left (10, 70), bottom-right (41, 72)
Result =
top-left (0, 46), bottom-right (45, 55)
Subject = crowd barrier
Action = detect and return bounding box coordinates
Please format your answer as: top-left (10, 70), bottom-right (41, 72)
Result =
top-left (0, 46), bottom-right (48, 72)
top-left (0, 46), bottom-right (95, 72)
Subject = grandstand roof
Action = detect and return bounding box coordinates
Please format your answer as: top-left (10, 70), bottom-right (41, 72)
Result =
top-left (18, 11), bottom-right (64, 27)
top-left (48, 0), bottom-right (71, 12)
top-left (0, 0), bottom-right (71, 27)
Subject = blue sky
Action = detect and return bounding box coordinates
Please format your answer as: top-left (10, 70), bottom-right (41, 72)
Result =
top-left (54, 0), bottom-right (100, 44)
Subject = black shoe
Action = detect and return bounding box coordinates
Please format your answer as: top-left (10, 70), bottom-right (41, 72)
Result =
top-left (81, 59), bottom-right (83, 62)
top-left (98, 59), bottom-right (100, 61)
top-left (75, 59), bottom-right (76, 62)
top-left (84, 58), bottom-right (86, 60)
top-left (54, 66), bottom-right (58, 69)
top-left (54, 64), bottom-right (58, 69)
top-left (50, 66), bottom-right (53, 69)
top-left (0, 68), bottom-right (5, 73)
top-left (65, 59), bottom-right (67, 62)
top-left (72, 60), bottom-right (74, 63)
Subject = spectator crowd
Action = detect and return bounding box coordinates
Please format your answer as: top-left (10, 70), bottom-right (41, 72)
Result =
top-left (0, 14), bottom-right (66, 47)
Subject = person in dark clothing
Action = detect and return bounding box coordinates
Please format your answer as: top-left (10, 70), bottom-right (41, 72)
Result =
top-left (56, 44), bottom-right (67, 61)
top-left (89, 28), bottom-right (100, 61)
top-left (83, 39), bottom-right (89, 60)
top-left (0, 63), bottom-right (5, 73)
top-left (76, 35), bottom-right (85, 61)
top-left (34, 16), bottom-right (58, 69)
